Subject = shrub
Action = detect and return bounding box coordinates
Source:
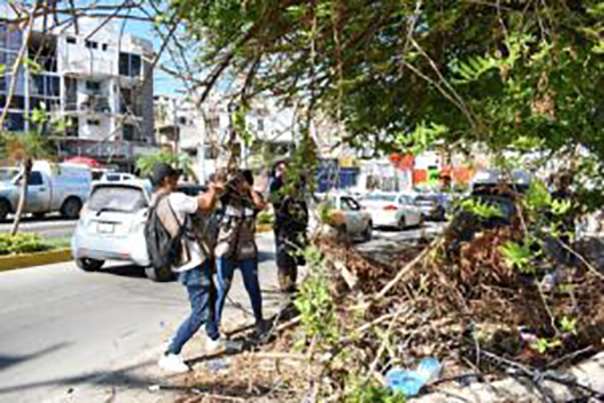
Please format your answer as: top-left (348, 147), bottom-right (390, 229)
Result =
top-left (0, 234), bottom-right (52, 256)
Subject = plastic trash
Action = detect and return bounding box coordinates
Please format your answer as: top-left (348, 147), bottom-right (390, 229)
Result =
top-left (386, 358), bottom-right (442, 397)
top-left (416, 357), bottom-right (442, 383)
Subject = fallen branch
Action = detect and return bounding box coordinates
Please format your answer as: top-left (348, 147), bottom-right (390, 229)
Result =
top-left (375, 238), bottom-right (442, 299)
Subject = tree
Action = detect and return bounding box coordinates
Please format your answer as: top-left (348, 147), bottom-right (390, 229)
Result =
top-left (136, 150), bottom-right (196, 180)
top-left (171, 1), bottom-right (603, 178)
top-left (1, 107), bottom-right (56, 234)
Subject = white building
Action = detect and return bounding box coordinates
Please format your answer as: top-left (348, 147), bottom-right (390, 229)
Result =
top-left (0, 16), bottom-right (156, 170)
top-left (154, 94), bottom-right (297, 182)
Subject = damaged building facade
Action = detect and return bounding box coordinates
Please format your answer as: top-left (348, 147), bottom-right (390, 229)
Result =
top-left (0, 18), bottom-right (156, 170)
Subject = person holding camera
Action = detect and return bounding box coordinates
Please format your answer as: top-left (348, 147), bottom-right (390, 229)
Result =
top-left (214, 169), bottom-right (268, 336)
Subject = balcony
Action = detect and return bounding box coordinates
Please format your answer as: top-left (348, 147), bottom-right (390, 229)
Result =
top-left (56, 138), bottom-right (156, 162)
top-left (64, 95), bottom-right (112, 115)
top-left (62, 57), bottom-right (115, 78)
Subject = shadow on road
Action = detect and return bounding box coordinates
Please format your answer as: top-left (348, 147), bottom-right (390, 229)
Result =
top-left (0, 342), bottom-right (70, 372)
top-left (0, 359), bottom-right (156, 396)
top-left (101, 264), bottom-right (149, 280)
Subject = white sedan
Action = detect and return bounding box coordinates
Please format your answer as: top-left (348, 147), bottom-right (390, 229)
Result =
top-left (309, 193), bottom-right (373, 241)
top-left (362, 192), bottom-right (423, 229)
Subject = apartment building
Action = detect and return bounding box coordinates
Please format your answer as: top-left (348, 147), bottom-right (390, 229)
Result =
top-left (154, 94), bottom-right (297, 182)
top-left (0, 18), bottom-right (156, 170)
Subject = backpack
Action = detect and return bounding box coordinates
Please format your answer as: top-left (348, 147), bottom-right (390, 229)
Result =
top-left (144, 194), bottom-right (186, 271)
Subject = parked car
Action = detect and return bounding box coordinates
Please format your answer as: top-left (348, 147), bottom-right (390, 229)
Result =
top-left (0, 161), bottom-right (91, 221)
top-left (70, 180), bottom-right (170, 279)
top-left (310, 193), bottom-right (373, 241)
top-left (413, 193), bottom-right (447, 221)
top-left (72, 180), bottom-right (211, 281)
top-left (362, 192), bottom-right (423, 229)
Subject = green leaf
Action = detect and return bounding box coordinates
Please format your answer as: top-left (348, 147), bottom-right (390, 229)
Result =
top-left (500, 241), bottom-right (534, 273)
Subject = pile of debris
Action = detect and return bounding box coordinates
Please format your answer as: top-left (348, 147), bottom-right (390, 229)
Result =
top-left (178, 213), bottom-right (604, 402)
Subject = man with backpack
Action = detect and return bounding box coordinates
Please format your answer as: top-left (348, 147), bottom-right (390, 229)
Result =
top-left (146, 162), bottom-right (224, 373)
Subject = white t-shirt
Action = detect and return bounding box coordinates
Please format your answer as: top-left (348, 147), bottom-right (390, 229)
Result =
top-left (167, 192), bottom-right (204, 272)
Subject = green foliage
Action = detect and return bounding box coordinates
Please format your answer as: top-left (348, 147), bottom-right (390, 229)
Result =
top-left (294, 245), bottom-right (339, 344)
top-left (174, 0), bottom-right (604, 181)
top-left (136, 151), bottom-right (195, 179)
top-left (0, 234), bottom-right (52, 255)
top-left (524, 181), bottom-right (552, 211)
top-left (560, 316), bottom-right (578, 335)
top-left (459, 198), bottom-right (503, 219)
top-left (535, 337), bottom-right (562, 354)
top-left (344, 377), bottom-right (406, 403)
top-left (500, 241), bottom-right (535, 273)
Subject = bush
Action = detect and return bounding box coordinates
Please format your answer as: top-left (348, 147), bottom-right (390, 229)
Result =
top-left (0, 234), bottom-right (52, 256)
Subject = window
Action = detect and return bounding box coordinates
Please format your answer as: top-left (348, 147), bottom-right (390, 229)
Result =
top-left (65, 117), bottom-right (78, 137)
top-left (101, 43), bottom-right (108, 51)
top-left (86, 81), bottom-right (101, 91)
top-left (123, 123), bottom-right (138, 141)
top-left (257, 118), bottom-right (264, 131)
top-left (342, 197), bottom-right (360, 211)
top-left (85, 40), bottom-right (98, 49)
top-left (6, 113), bottom-right (24, 131)
top-left (28, 171), bottom-right (43, 186)
top-left (66, 37), bottom-right (76, 44)
top-left (178, 116), bottom-right (187, 125)
top-left (87, 119), bottom-right (100, 126)
top-left (88, 186), bottom-right (148, 213)
top-left (119, 52), bottom-right (142, 77)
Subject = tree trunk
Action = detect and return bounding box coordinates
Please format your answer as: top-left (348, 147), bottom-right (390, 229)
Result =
top-left (10, 159), bottom-right (32, 235)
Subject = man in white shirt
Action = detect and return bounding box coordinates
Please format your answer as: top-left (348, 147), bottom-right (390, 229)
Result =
top-left (150, 162), bottom-right (224, 374)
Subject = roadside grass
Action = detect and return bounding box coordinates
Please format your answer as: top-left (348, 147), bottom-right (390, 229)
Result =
top-left (0, 234), bottom-right (70, 256)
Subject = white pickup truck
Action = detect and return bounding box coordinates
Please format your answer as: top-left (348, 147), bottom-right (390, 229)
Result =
top-left (0, 161), bottom-right (92, 220)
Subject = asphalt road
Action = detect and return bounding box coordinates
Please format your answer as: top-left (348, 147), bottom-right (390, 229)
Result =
top-left (0, 225), bottom-right (443, 403)
top-left (0, 233), bottom-right (291, 403)
top-left (0, 215), bottom-right (77, 240)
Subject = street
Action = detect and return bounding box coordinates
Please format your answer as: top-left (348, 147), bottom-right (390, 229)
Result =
top-left (0, 215), bottom-right (77, 240)
top-left (0, 226), bottom-right (438, 403)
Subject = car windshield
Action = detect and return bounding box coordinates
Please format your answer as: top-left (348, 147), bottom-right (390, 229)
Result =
top-left (88, 186), bottom-right (147, 213)
top-left (365, 194), bottom-right (397, 202)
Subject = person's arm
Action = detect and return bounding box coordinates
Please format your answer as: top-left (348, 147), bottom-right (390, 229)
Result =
top-left (251, 190), bottom-right (267, 211)
top-left (197, 182), bottom-right (224, 211)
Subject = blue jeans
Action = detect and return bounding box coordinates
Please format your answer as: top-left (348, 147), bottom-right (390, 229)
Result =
top-left (166, 261), bottom-right (220, 355)
top-left (215, 257), bottom-right (263, 326)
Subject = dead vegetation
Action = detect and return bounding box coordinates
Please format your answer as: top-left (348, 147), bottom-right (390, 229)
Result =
top-left (177, 217), bottom-right (604, 402)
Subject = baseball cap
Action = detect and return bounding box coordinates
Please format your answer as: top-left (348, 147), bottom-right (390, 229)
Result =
top-left (150, 162), bottom-right (182, 186)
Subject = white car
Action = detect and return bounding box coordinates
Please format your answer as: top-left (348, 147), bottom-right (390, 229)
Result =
top-left (310, 193), bottom-right (373, 241)
top-left (362, 192), bottom-right (422, 229)
top-left (70, 180), bottom-right (170, 280)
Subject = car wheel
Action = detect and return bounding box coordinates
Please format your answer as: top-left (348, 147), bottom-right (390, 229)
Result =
top-left (61, 197), bottom-right (82, 219)
top-left (76, 258), bottom-right (104, 272)
top-left (362, 223), bottom-right (373, 242)
top-left (145, 265), bottom-right (173, 282)
top-left (337, 224), bottom-right (349, 241)
top-left (0, 199), bottom-right (10, 221)
top-left (398, 216), bottom-right (407, 230)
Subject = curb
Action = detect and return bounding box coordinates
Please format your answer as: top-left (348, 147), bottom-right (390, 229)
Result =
top-left (257, 224), bottom-right (273, 233)
top-left (0, 248), bottom-right (72, 273)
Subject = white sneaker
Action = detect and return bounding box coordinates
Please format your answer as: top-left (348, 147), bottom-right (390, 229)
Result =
top-left (205, 335), bottom-right (225, 353)
top-left (158, 353), bottom-right (190, 373)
